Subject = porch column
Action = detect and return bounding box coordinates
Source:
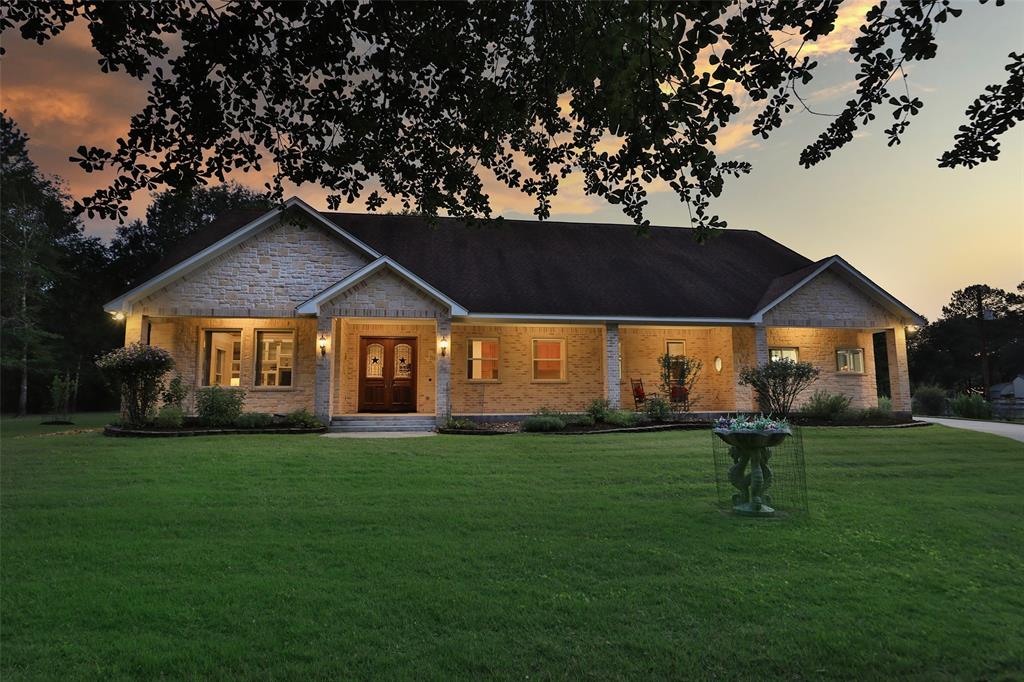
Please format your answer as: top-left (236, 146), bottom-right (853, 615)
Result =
top-left (885, 325), bottom-right (911, 415)
top-left (754, 323), bottom-right (769, 366)
top-left (314, 315), bottom-right (334, 424)
top-left (435, 314), bottom-right (452, 425)
top-left (605, 323), bottom-right (621, 408)
top-left (125, 311), bottom-right (149, 345)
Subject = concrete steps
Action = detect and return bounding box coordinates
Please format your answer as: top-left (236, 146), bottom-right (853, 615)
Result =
top-left (329, 415), bottom-right (437, 433)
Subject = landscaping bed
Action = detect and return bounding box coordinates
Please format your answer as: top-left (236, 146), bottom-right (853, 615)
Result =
top-left (104, 424), bottom-right (326, 437)
top-left (438, 419), bottom-right (712, 435)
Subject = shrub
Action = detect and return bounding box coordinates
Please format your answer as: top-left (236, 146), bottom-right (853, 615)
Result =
top-left (161, 374), bottom-right (189, 409)
top-left (658, 353), bottom-right (702, 410)
top-left (604, 410), bottom-right (640, 428)
top-left (912, 385), bottom-right (947, 416)
top-left (877, 396), bottom-right (893, 414)
top-left (443, 417), bottom-right (477, 430)
top-left (96, 343), bottom-right (175, 426)
top-left (235, 412), bottom-right (274, 429)
top-left (522, 414), bottom-right (566, 432)
top-left (285, 408), bottom-right (323, 428)
top-left (738, 359), bottom-right (819, 417)
top-left (195, 386), bottom-right (246, 427)
top-left (950, 393), bottom-right (993, 419)
top-left (586, 398), bottom-right (611, 422)
top-left (564, 413), bottom-right (596, 427)
top-left (153, 405), bottom-right (185, 428)
top-left (49, 373), bottom-right (75, 422)
top-left (800, 390), bottom-right (852, 421)
top-left (644, 396), bottom-right (672, 422)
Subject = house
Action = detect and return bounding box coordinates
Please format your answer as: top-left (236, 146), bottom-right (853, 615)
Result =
top-left (104, 197), bottom-right (924, 428)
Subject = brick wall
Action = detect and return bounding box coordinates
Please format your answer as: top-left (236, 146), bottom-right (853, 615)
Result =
top-left (618, 326), bottom-right (736, 410)
top-left (766, 327), bottom-right (879, 409)
top-left (450, 324), bottom-right (604, 414)
top-left (136, 218), bottom-right (370, 317)
top-left (146, 316), bottom-right (317, 414)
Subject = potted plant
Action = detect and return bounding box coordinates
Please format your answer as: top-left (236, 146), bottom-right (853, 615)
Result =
top-left (713, 415), bottom-right (791, 517)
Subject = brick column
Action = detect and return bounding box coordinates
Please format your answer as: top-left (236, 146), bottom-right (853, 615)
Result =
top-left (435, 314), bottom-right (452, 425)
top-left (885, 325), bottom-right (911, 415)
top-left (605, 323), bottom-right (621, 408)
top-left (754, 323), bottom-right (769, 366)
top-left (731, 326), bottom-right (755, 412)
top-left (314, 315), bottom-right (334, 424)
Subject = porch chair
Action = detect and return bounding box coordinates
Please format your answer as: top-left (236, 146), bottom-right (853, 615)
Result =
top-left (630, 378), bottom-right (658, 411)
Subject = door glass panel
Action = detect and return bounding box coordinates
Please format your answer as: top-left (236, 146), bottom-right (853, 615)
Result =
top-left (394, 343), bottom-right (413, 378)
top-left (366, 343), bottom-right (384, 378)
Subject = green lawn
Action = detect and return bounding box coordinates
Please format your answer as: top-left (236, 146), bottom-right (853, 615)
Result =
top-left (2, 416), bottom-right (1022, 680)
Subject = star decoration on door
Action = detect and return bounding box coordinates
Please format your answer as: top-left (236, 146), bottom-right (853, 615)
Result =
top-left (371, 356), bottom-right (380, 364)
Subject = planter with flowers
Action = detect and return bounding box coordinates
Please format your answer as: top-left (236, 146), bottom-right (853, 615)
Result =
top-left (713, 415), bottom-right (791, 517)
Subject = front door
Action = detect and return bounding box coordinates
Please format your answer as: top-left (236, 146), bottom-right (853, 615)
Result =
top-left (358, 337), bottom-right (417, 413)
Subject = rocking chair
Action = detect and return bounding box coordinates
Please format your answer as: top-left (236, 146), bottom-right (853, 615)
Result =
top-left (630, 378), bottom-right (658, 411)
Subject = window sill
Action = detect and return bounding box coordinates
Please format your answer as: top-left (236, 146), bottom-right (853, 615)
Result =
top-left (251, 386), bottom-right (297, 392)
top-left (834, 372), bottom-right (865, 377)
top-left (531, 379), bottom-right (568, 384)
top-left (467, 379), bottom-right (502, 384)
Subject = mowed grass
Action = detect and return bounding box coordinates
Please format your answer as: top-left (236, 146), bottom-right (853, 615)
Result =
top-left (1, 416), bottom-right (1022, 680)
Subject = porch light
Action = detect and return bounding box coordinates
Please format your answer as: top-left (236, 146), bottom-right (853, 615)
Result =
top-left (110, 311), bottom-right (125, 322)
top-left (714, 356), bottom-right (723, 373)
top-left (439, 335), bottom-right (449, 357)
top-left (318, 333), bottom-right (328, 357)
top-left (905, 324), bottom-right (919, 333)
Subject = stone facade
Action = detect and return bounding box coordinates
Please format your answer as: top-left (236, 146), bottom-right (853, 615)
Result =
top-left (136, 218), bottom-right (370, 317)
top-left (604, 324), bottom-right (621, 408)
top-left (320, 268), bottom-right (449, 319)
top-left (763, 269), bottom-right (895, 328)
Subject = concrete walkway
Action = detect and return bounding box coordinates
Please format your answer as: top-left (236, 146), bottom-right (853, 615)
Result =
top-left (916, 417), bottom-right (1024, 443)
top-left (322, 431), bottom-right (436, 439)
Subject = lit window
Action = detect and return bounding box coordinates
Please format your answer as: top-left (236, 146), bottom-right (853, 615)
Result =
top-left (532, 339), bottom-right (565, 381)
top-left (769, 348), bottom-right (799, 363)
top-left (666, 340), bottom-right (685, 357)
top-left (255, 331), bottom-right (294, 386)
top-left (203, 330), bottom-right (242, 387)
top-left (836, 348), bottom-right (865, 373)
top-left (467, 338), bottom-right (499, 380)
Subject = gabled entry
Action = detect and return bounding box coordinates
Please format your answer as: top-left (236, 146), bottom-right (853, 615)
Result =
top-left (358, 337), bottom-right (417, 412)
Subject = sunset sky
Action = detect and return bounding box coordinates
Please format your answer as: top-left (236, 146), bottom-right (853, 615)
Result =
top-left (2, 1), bottom-right (1021, 321)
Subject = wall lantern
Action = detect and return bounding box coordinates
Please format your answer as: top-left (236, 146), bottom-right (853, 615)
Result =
top-left (905, 324), bottom-right (920, 334)
top-left (110, 311), bottom-right (125, 322)
top-left (439, 335), bottom-right (449, 357)
top-left (714, 356), bottom-right (723, 373)
top-left (318, 333), bottom-right (328, 358)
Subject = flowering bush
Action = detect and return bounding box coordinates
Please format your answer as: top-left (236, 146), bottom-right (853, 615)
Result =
top-left (96, 343), bottom-right (175, 426)
top-left (715, 415), bottom-right (790, 432)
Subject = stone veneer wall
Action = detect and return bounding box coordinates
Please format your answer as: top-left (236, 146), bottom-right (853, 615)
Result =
top-left (136, 218), bottom-right (370, 317)
top-left (147, 316), bottom-right (317, 414)
top-left (618, 326), bottom-right (736, 411)
top-left (766, 327), bottom-right (879, 409)
top-left (320, 268), bottom-right (449, 319)
top-left (450, 325), bottom-right (604, 415)
top-left (336, 320), bottom-right (438, 414)
top-left (763, 269), bottom-right (896, 328)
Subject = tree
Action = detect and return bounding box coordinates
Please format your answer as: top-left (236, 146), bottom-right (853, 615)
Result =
top-left (0, 114), bottom-right (81, 416)
top-left (2, 1), bottom-right (1020, 235)
top-left (909, 282), bottom-right (1024, 394)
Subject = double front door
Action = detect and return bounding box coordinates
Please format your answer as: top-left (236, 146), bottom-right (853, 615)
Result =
top-left (358, 337), bottom-right (417, 412)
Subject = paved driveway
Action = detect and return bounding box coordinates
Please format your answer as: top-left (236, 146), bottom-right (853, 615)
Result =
top-left (916, 417), bottom-right (1024, 443)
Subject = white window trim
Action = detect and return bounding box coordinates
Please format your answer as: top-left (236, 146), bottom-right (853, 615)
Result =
top-left (532, 338), bottom-right (567, 383)
top-left (769, 347), bottom-right (800, 362)
top-left (253, 329), bottom-right (297, 390)
top-left (835, 348), bottom-right (865, 374)
top-left (467, 337), bottom-right (501, 382)
top-left (200, 328), bottom-right (243, 388)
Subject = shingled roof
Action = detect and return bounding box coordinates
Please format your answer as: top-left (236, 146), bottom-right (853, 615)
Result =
top-left (131, 206), bottom-right (823, 319)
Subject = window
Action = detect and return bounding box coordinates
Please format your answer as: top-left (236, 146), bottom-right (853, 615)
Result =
top-left (666, 340), bottom-right (685, 357)
top-left (836, 348), bottom-right (865, 373)
top-left (467, 338), bottom-right (499, 380)
top-left (203, 330), bottom-right (241, 387)
top-left (255, 331), bottom-right (294, 387)
top-left (365, 342), bottom-right (384, 378)
top-left (532, 339), bottom-right (565, 381)
top-left (394, 343), bottom-right (413, 379)
top-left (769, 347), bottom-right (799, 363)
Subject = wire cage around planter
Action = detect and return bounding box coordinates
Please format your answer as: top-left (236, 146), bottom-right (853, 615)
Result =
top-left (711, 427), bottom-right (808, 516)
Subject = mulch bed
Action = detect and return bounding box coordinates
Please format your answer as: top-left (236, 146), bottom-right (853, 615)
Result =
top-left (103, 425), bottom-right (327, 438)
